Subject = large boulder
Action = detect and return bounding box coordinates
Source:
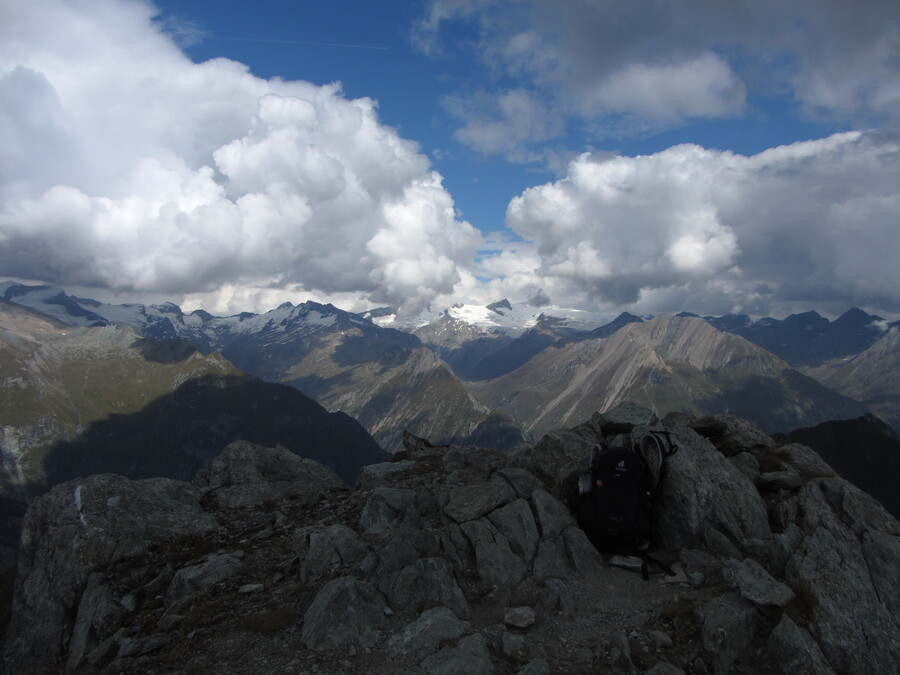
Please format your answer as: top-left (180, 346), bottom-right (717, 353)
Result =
top-left (379, 557), bottom-right (470, 619)
top-left (519, 421), bottom-right (602, 492)
top-left (639, 425), bottom-right (773, 559)
top-left (762, 615), bottom-right (836, 675)
top-left (420, 633), bottom-right (493, 674)
top-left (444, 480), bottom-right (517, 523)
top-left (688, 414), bottom-right (776, 457)
top-left (301, 576), bottom-right (390, 651)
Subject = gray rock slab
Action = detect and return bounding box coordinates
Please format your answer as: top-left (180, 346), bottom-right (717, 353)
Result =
top-left (460, 518), bottom-right (526, 588)
top-left (532, 540), bottom-right (572, 582)
top-left (357, 460), bottom-right (417, 489)
top-left (531, 489), bottom-right (574, 541)
top-left (778, 443), bottom-right (836, 479)
top-left (763, 614), bottom-right (836, 675)
top-left (194, 440), bottom-right (343, 508)
top-left (386, 606), bottom-right (468, 661)
top-left (359, 487), bottom-right (419, 534)
top-left (699, 593), bottom-right (759, 674)
top-left (562, 526), bottom-right (604, 575)
top-left (380, 557), bottom-right (469, 619)
top-left (647, 426), bottom-right (772, 559)
top-left (301, 576), bottom-right (388, 651)
top-left (493, 467), bottom-right (542, 499)
top-left (296, 524), bottom-right (368, 582)
top-left (420, 633), bottom-right (493, 675)
top-left (596, 401), bottom-right (656, 432)
top-left (525, 428), bottom-right (596, 486)
top-left (784, 478), bottom-right (900, 673)
top-left (730, 452), bottom-right (760, 481)
top-left (165, 554), bottom-right (243, 607)
top-left (66, 573), bottom-right (124, 673)
top-left (443, 480), bottom-right (516, 523)
top-left (3, 474), bottom-right (216, 675)
top-left (487, 498), bottom-right (539, 563)
top-left (724, 558), bottom-right (795, 607)
top-left (689, 415), bottom-right (775, 457)
top-left (757, 470), bottom-right (804, 492)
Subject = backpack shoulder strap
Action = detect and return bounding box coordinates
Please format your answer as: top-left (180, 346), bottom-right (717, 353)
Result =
top-left (637, 429), bottom-right (678, 499)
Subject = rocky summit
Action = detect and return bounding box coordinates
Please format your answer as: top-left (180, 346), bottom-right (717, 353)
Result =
top-left (2, 411), bottom-right (898, 674)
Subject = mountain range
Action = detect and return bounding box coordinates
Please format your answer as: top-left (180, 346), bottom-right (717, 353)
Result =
top-left (469, 314), bottom-right (869, 438)
top-left (2, 280), bottom-right (897, 450)
top-left (1, 283), bottom-right (522, 453)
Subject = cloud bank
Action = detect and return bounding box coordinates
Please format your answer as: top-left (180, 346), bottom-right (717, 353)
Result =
top-left (1, 0), bottom-right (899, 320)
top-left (489, 130), bottom-right (900, 316)
top-left (0, 0), bottom-right (479, 315)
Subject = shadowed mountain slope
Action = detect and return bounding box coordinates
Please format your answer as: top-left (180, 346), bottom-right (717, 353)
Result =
top-left (0, 301), bottom-right (387, 575)
top-left (0, 302), bottom-right (385, 489)
top-left (706, 308), bottom-right (890, 366)
top-left (42, 374), bottom-right (386, 487)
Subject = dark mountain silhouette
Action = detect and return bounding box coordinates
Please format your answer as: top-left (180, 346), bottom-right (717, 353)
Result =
top-left (777, 413), bottom-right (900, 518)
top-left (43, 373), bottom-right (387, 488)
top-left (707, 308), bottom-right (887, 366)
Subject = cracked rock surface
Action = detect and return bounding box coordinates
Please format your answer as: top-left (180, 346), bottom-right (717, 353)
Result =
top-left (3, 413), bottom-right (898, 674)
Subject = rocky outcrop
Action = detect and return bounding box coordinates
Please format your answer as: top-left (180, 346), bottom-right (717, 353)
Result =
top-left (3, 415), bottom-right (898, 674)
top-left (781, 478), bottom-right (900, 672)
top-left (3, 474), bottom-right (218, 673)
top-left (193, 440), bottom-right (346, 509)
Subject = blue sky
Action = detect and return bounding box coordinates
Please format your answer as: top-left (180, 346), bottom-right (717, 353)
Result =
top-left (2, 0), bottom-right (899, 319)
top-left (158, 0), bottom-right (846, 233)
top-left (156, 0), bottom-right (555, 235)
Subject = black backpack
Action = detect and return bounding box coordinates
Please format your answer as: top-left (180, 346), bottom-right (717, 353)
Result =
top-left (574, 430), bottom-right (678, 577)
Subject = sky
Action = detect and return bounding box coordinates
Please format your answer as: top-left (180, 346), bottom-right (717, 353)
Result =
top-left (2, 0), bottom-right (900, 320)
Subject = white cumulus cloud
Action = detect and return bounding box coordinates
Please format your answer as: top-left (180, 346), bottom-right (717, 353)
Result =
top-left (496, 130), bottom-right (900, 314)
top-left (0, 0), bottom-right (480, 315)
